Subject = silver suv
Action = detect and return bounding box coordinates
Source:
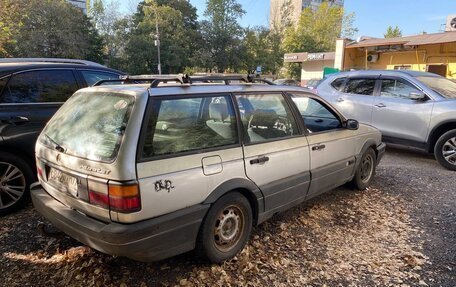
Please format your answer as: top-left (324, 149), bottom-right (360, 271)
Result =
top-left (317, 70), bottom-right (456, 170)
top-left (31, 75), bottom-right (385, 263)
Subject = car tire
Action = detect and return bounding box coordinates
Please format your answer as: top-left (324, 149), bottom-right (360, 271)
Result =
top-left (350, 148), bottom-right (376, 190)
top-left (0, 152), bottom-right (34, 216)
top-left (197, 192), bottom-right (253, 263)
top-left (434, 129), bottom-right (456, 171)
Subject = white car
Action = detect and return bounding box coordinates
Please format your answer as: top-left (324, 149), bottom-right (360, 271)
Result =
top-left (31, 75), bottom-right (385, 263)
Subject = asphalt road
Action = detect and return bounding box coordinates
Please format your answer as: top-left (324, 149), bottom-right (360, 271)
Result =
top-left (0, 146), bottom-right (455, 286)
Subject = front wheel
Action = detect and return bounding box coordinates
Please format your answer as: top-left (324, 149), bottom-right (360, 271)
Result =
top-left (197, 192), bottom-right (253, 263)
top-left (350, 148), bottom-right (376, 190)
top-left (0, 152), bottom-right (34, 216)
top-left (434, 129), bottom-right (456, 171)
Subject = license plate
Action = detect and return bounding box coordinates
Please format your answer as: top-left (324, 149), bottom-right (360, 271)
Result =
top-left (48, 168), bottom-right (78, 196)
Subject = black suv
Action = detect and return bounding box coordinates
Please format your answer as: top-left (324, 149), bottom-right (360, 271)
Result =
top-left (0, 58), bottom-right (123, 215)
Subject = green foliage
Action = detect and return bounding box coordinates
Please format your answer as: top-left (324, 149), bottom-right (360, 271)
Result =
top-left (241, 27), bottom-right (283, 75)
top-left (384, 25), bottom-right (402, 38)
top-left (200, 0), bottom-right (246, 72)
top-left (88, 0), bottom-right (131, 67)
top-left (122, 0), bottom-right (202, 74)
top-left (281, 2), bottom-right (358, 79)
top-left (2, 0), bottom-right (103, 61)
top-left (0, 0), bottom-right (26, 57)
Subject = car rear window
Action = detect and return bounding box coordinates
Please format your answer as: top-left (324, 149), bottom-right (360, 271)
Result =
top-left (40, 92), bottom-right (134, 162)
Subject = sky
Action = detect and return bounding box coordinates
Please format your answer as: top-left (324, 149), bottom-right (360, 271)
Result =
top-left (121, 0), bottom-right (456, 38)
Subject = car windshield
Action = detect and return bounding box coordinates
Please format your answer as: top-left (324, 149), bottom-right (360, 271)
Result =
top-left (40, 91), bottom-right (135, 162)
top-left (416, 76), bottom-right (456, 99)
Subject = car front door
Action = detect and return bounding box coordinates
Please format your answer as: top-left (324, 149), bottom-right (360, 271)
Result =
top-left (332, 77), bottom-right (377, 125)
top-left (289, 93), bottom-right (356, 199)
top-left (235, 93), bottom-right (310, 214)
top-left (372, 77), bottom-right (434, 147)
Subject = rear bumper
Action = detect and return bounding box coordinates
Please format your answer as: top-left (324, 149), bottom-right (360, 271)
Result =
top-left (31, 183), bottom-right (209, 262)
top-left (376, 142), bottom-right (386, 165)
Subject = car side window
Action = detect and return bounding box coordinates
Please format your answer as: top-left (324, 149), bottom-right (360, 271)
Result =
top-left (330, 77), bottom-right (346, 91)
top-left (235, 94), bottom-right (298, 143)
top-left (290, 94), bottom-right (342, 133)
top-left (80, 70), bottom-right (120, 86)
top-left (1, 70), bottom-right (78, 103)
top-left (142, 95), bottom-right (238, 158)
top-left (344, 78), bottom-right (376, 95)
top-left (380, 79), bottom-right (420, 99)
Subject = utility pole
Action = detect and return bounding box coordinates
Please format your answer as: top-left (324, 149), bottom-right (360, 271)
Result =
top-left (154, 7), bottom-right (162, 75)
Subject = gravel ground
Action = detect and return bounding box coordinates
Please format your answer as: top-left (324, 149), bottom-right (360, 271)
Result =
top-left (0, 146), bottom-right (454, 287)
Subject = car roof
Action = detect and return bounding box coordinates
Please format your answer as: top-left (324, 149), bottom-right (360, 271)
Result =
top-left (81, 83), bottom-right (314, 98)
top-left (0, 61), bottom-right (123, 78)
top-left (329, 69), bottom-right (440, 79)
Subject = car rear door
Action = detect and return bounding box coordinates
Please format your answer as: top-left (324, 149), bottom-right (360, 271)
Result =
top-left (372, 76), bottom-right (434, 147)
top-left (331, 77), bottom-right (377, 124)
top-left (0, 69), bottom-right (80, 157)
top-left (136, 94), bottom-right (246, 219)
top-left (288, 93), bottom-right (356, 199)
top-left (235, 93), bottom-right (310, 214)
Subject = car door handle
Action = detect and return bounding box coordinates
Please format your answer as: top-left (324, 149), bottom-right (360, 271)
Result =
top-left (336, 97), bottom-right (344, 102)
top-left (250, 156), bottom-right (269, 165)
top-left (0, 116), bottom-right (29, 125)
top-left (375, 103), bottom-right (386, 108)
top-left (312, 144), bottom-right (326, 151)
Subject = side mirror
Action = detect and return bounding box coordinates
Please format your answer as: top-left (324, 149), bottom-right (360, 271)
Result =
top-left (409, 91), bottom-right (427, 101)
top-left (346, 119), bottom-right (359, 130)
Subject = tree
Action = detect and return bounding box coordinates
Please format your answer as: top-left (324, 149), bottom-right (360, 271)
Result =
top-left (384, 25), bottom-right (402, 38)
top-left (123, 0), bottom-right (202, 74)
top-left (241, 27), bottom-right (283, 75)
top-left (281, 2), bottom-right (358, 78)
top-left (0, 0), bottom-right (26, 57)
top-left (200, 0), bottom-right (245, 72)
top-left (4, 0), bottom-right (103, 62)
top-left (270, 0), bottom-right (294, 33)
top-left (88, 0), bottom-right (130, 67)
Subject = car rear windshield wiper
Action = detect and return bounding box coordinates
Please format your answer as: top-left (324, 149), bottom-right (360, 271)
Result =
top-left (44, 133), bottom-right (66, 153)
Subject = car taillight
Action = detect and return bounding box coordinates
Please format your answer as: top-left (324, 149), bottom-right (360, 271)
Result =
top-left (108, 182), bottom-right (141, 213)
top-left (88, 179), bottom-right (109, 209)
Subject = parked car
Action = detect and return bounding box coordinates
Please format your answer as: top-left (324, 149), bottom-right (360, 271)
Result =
top-left (303, 78), bottom-right (322, 90)
top-left (273, 78), bottom-right (301, 86)
top-left (31, 75), bottom-right (385, 263)
top-left (0, 58), bottom-right (123, 215)
top-left (316, 70), bottom-right (456, 170)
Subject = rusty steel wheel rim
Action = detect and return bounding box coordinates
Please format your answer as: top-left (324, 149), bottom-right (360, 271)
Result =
top-left (360, 153), bottom-right (374, 184)
top-left (213, 204), bottom-right (245, 252)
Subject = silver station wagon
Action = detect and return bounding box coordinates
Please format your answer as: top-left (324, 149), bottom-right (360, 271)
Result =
top-left (31, 75), bottom-right (385, 263)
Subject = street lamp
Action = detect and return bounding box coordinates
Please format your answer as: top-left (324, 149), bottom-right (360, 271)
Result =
top-left (153, 7), bottom-right (162, 75)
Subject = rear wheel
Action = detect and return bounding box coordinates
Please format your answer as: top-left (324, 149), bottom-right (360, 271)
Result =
top-left (350, 148), bottom-right (376, 190)
top-left (197, 192), bottom-right (253, 263)
top-left (0, 152), bottom-right (34, 216)
top-left (434, 129), bottom-right (456, 171)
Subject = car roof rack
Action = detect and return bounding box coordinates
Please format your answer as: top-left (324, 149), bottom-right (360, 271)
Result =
top-left (149, 74), bottom-right (274, 87)
top-left (92, 74), bottom-right (275, 87)
top-left (92, 75), bottom-right (170, 86)
top-left (0, 58), bottom-right (106, 67)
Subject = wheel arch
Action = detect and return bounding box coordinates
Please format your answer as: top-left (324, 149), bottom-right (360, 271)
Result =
top-left (0, 145), bottom-right (36, 175)
top-left (203, 178), bottom-right (264, 226)
top-left (426, 121), bottom-right (456, 153)
top-left (359, 139), bottom-right (379, 160)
